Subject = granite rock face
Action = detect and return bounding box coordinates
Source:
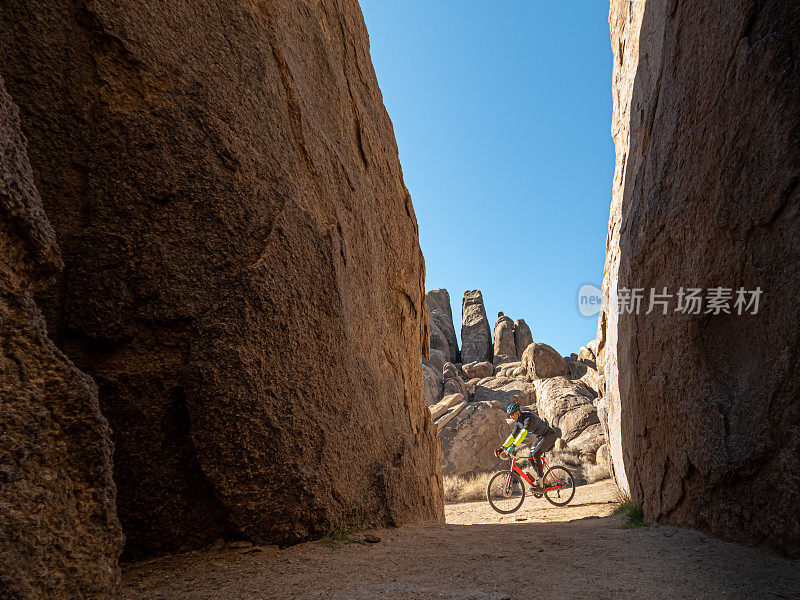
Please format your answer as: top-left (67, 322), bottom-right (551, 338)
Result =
top-left (533, 377), bottom-right (599, 444)
top-left (604, 0), bottom-right (800, 555)
top-left (426, 289), bottom-right (459, 363)
top-left (513, 318), bottom-right (533, 358)
top-left (461, 291), bottom-right (492, 364)
top-left (493, 313), bottom-right (516, 358)
top-left (1, 0), bottom-right (443, 557)
top-left (522, 343), bottom-right (567, 380)
top-left (428, 320), bottom-right (450, 364)
top-left (0, 78), bottom-right (123, 598)
top-left (439, 401), bottom-right (509, 478)
top-left (462, 361), bottom-right (493, 379)
top-left (422, 363), bottom-right (443, 407)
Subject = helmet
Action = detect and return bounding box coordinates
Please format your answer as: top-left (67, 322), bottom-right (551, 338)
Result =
top-left (506, 403), bottom-right (521, 417)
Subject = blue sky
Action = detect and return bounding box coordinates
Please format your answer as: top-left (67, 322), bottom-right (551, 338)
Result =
top-left (361, 2), bottom-right (614, 356)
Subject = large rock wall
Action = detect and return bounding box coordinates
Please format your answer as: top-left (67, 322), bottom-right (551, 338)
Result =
top-left (604, 0), bottom-right (800, 555)
top-left (461, 290), bottom-right (492, 364)
top-left (0, 0), bottom-right (443, 558)
top-left (426, 288), bottom-right (459, 363)
top-left (0, 77), bottom-right (123, 598)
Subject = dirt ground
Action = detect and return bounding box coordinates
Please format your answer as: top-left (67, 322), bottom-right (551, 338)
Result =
top-left (123, 480), bottom-right (800, 600)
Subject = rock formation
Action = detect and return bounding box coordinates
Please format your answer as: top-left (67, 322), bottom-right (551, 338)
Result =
top-left (427, 348), bottom-right (449, 372)
top-left (460, 290), bottom-right (492, 364)
top-left (422, 363), bottom-right (443, 407)
top-left (0, 0), bottom-right (443, 558)
top-left (428, 320), bottom-right (450, 365)
top-left (0, 78), bottom-right (123, 598)
top-left (493, 313), bottom-right (516, 358)
top-left (462, 361), bottom-right (493, 379)
top-left (439, 401), bottom-right (509, 478)
top-left (442, 362), bottom-right (469, 398)
top-left (472, 378), bottom-right (536, 406)
top-left (602, 0), bottom-right (800, 555)
top-left (426, 289), bottom-right (459, 363)
top-left (533, 377), bottom-right (600, 445)
top-left (522, 342), bottom-right (567, 380)
top-left (513, 318), bottom-right (533, 358)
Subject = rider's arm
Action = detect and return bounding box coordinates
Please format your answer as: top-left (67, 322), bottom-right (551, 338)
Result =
top-left (508, 414), bottom-right (532, 446)
top-left (511, 428), bottom-right (528, 446)
top-left (502, 423), bottom-right (521, 448)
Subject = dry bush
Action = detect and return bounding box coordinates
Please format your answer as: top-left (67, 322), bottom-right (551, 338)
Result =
top-left (547, 448), bottom-right (610, 485)
top-left (443, 472), bottom-right (493, 503)
top-left (582, 461), bottom-right (611, 484)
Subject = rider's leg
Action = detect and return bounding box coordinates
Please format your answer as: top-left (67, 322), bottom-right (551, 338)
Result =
top-left (532, 433), bottom-right (559, 481)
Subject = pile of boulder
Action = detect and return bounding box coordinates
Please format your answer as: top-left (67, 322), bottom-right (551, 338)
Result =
top-left (422, 289), bottom-right (608, 482)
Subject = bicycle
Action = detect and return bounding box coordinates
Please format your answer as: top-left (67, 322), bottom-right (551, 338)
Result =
top-left (486, 449), bottom-right (576, 514)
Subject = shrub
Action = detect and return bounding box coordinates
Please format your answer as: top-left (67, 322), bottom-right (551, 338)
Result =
top-left (443, 472), bottom-right (493, 503)
top-left (319, 525), bottom-right (360, 548)
top-left (547, 449), bottom-right (611, 485)
top-left (613, 499), bottom-right (647, 528)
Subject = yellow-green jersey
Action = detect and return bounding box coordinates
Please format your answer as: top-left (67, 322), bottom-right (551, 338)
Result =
top-left (502, 411), bottom-right (554, 449)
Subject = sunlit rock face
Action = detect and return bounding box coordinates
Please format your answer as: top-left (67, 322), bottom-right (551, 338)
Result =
top-left (427, 288), bottom-right (460, 363)
top-left (0, 0), bottom-right (443, 558)
top-left (0, 76), bottom-right (123, 598)
top-left (461, 290), bottom-right (492, 364)
top-left (603, 0), bottom-right (800, 555)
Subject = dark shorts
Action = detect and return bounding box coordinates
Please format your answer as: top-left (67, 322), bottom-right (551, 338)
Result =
top-left (530, 432), bottom-right (558, 475)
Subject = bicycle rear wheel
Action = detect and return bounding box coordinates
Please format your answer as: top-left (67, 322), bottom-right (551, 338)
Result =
top-left (486, 470), bottom-right (525, 514)
top-left (543, 466), bottom-right (575, 506)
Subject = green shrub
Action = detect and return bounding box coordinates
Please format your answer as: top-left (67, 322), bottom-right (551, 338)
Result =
top-left (319, 525), bottom-right (360, 548)
top-left (613, 499), bottom-right (647, 528)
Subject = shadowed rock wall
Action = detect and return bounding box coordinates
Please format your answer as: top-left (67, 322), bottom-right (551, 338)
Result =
top-left (0, 0), bottom-right (443, 558)
top-left (0, 77), bottom-right (123, 598)
top-left (604, 0), bottom-right (800, 555)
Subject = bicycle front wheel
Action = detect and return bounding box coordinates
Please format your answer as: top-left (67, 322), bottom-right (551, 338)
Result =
top-left (486, 470), bottom-right (525, 514)
top-left (543, 466), bottom-right (575, 506)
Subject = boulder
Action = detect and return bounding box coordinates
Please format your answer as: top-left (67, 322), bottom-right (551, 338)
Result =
top-left (442, 362), bottom-right (468, 397)
top-left (522, 343), bottom-right (567, 380)
top-left (495, 361), bottom-right (522, 377)
top-left (422, 363), bottom-right (443, 407)
top-left (580, 366), bottom-right (604, 400)
top-left (565, 357), bottom-right (588, 380)
top-left (462, 361), bottom-right (493, 379)
top-left (567, 423), bottom-right (605, 461)
top-left (604, 0), bottom-right (800, 555)
top-left (428, 348), bottom-right (448, 372)
top-left (480, 377), bottom-right (515, 390)
top-left (0, 78), bottom-right (123, 598)
top-left (439, 401), bottom-right (509, 478)
top-left (493, 313), bottom-right (516, 358)
top-left (595, 443), bottom-right (609, 466)
top-left (426, 289), bottom-right (459, 363)
top-left (461, 290), bottom-right (492, 364)
top-left (577, 343), bottom-right (597, 368)
top-left (493, 354), bottom-right (518, 368)
top-left (0, 0), bottom-right (444, 556)
top-left (428, 320), bottom-right (449, 359)
top-left (435, 401), bottom-right (467, 430)
top-left (513, 319), bottom-right (533, 358)
top-left (473, 379), bottom-right (536, 407)
top-left (533, 377), bottom-right (598, 443)
top-left (429, 393), bottom-right (466, 421)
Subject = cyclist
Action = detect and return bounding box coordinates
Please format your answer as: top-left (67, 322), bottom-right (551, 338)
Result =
top-left (494, 402), bottom-right (558, 493)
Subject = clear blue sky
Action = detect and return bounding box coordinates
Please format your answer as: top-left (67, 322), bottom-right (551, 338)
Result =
top-left (361, 2), bottom-right (614, 356)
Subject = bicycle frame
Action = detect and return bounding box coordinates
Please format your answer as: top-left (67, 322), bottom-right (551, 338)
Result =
top-left (506, 454), bottom-right (564, 493)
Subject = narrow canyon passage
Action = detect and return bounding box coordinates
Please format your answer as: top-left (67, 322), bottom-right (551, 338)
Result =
top-left (124, 482), bottom-right (800, 600)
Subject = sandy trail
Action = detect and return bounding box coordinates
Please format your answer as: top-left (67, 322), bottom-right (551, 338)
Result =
top-left (123, 480), bottom-right (800, 600)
